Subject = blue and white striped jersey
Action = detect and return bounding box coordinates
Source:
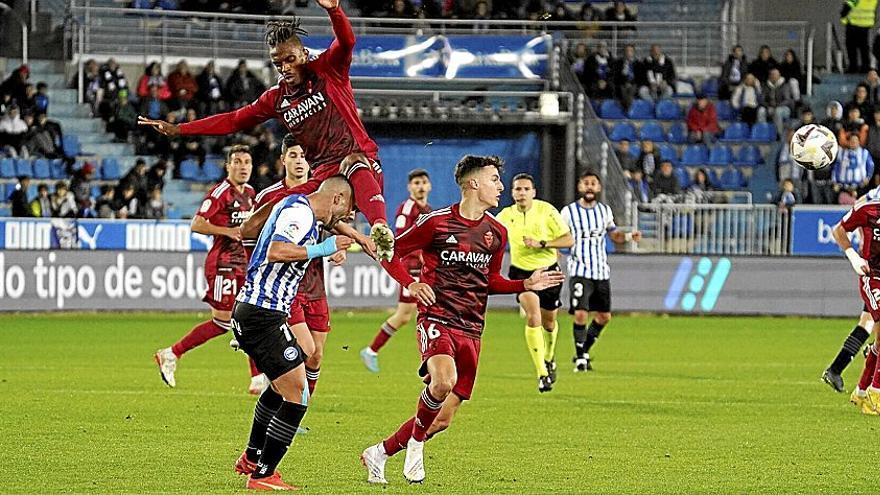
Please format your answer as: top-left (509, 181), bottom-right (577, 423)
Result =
top-left (560, 201), bottom-right (616, 280)
top-left (237, 194), bottom-right (320, 313)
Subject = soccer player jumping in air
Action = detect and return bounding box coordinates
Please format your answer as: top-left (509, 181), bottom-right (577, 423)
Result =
top-left (360, 156), bottom-right (564, 485)
top-left (138, 0), bottom-right (395, 259)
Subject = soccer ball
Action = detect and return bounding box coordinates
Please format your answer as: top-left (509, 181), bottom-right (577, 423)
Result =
top-left (789, 124), bottom-right (838, 170)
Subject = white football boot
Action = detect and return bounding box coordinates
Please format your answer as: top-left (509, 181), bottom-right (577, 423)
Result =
top-left (403, 437), bottom-right (425, 483)
top-left (154, 348), bottom-right (177, 388)
top-left (360, 443), bottom-right (389, 485)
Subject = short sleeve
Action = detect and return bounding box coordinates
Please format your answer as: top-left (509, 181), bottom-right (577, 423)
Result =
top-left (196, 194), bottom-right (224, 222)
top-left (605, 206), bottom-right (617, 232)
top-left (271, 203), bottom-right (315, 244)
top-left (841, 204), bottom-right (870, 232)
top-left (547, 205), bottom-right (570, 238)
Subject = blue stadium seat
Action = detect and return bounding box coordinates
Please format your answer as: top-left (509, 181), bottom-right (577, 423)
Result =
top-left (716, 100), bottom-right (736, 121)
top-left (90, 185), bottom-right (102, 198)
top-left (62, 134), bottom-right (81, 157)
top-left (179, 159), bottom-right (201, 181)
top-left (15, 159), bottom-right (33, 177)
top-left (734, 145), bottom-right (763, 166)
top-left (681, 144), bottom-right (708, 166)
top-left (750, 122), bottom-right (777, 142)
top-left (674, 167), bottom-right (691, 188)
top-left (101, 158), bottom-right (122, 180)
top-left (609, 122), bottom-right (637, 142)
top-left (0, 158), bottom-right (15, 178)
top-left (719, 168), bottom-right (747, 189)
top-left (666, 122), bottom-right (688, 144)
top-left (658, 143), bottom-right (678, 164)
top-left (201, 161), bottom-right (225, 183)
top-left (627, 99), bottom-right (655, 120)
top-left (50, 159), bottom-right (66, 179)
top-left (655, 100), bottom-right (683, 120)
top-left (599, 100), bottom-right (626, 119)
top-left (639, 122), bottom-right (665, 142)
top-left (32, 159), bottom-right (51, 179)
top-left (719, 122), bottom-right (749, 142)
top-left (701, 78), bottom-right (719, 97)
top-left (707, 145), bottom-right (733, 166)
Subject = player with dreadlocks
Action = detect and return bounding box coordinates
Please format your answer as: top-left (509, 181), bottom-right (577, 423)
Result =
top-left (138, 0), bottom-right (395, 261)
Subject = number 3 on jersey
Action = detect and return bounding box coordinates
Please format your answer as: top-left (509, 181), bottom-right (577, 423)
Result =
top-left (418, 322), bottom-right (441, 353)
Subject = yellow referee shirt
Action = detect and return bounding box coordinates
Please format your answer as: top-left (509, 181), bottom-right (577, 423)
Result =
top-left (497, 199), bottom-right (570, 271)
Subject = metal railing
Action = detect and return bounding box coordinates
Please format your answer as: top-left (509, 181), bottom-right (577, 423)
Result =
top-left (66, 4), bottom-right (810, 77)
top-left (636, 202), bottom-right (791, 255)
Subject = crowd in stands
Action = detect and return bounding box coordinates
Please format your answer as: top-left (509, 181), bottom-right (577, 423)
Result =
top-left (1, 65), bottom-right (63, 161)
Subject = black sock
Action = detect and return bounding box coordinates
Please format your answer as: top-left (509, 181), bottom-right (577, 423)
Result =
top-left (573, 323), bottom-right (587, 358)
top-left (584, 320), bottom-right (606, 354)
top-left (246, 386), bottom-right (284, 462)
top-left (253, 401), bottom-right (308, 479)
top-left (829, 325), bottom-right (870, 374)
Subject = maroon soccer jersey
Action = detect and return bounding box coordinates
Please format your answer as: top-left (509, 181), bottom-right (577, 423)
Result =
top-left (177, 7), bottom-right (377, 170)
top-left (248, 179), bottom-right (326, 301)
top-left (198, 179), bottom-right (255, 270)
top-left (381, 203), bottom-right (525, 338)
top-left (840, 199), bottom-right (880, 271)
top-left (394, 198), bottom-right (432, 273)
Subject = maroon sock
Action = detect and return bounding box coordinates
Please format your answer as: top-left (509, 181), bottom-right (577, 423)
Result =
top-left (859, 345), bottom-right (878, 390)
top-left (305, 366), bottom-right (320, 397)
top-left (412, 388), bottom-right (443, 442)
top-left (346, 164), bottom-right (387, 225)
top-left (369, 322), bottom-right (397, 353)
top-left (382, 417), bottom-right (415, 457)
top-left (248, 357), bottom-right (260, 378)
top-left (171, 318), bottom-right (229, 358)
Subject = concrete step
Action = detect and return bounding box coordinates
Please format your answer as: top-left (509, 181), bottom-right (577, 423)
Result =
top-left (83, 142), bottom-right (135, 157)
top-left (37, 73), bottom-right (70, 90)
top-left (78, 132), bottom-right (115, 144)
top-left (48, 89), bottom-right (80, 104)
top-left (50, 102), bottom-right (92, 118)
top-left (57, 117), bottom-right (105, 133)
top-left (7, 59), bottom-right (65, 73)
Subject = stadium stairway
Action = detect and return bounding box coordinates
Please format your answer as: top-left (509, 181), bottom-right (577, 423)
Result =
top-left (807, 72), bottom-right (864, 121)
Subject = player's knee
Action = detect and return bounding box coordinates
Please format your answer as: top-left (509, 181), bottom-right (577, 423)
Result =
top-left (596, 312), bottom-right (612, 325)
top-left (429, 378), bottom-right (455, 399)
top-left (339, 152), bottom-right (369, 175)
top-left (306, 348), bottom-right (323, 369)
top-left (574, 310), bottom-right (589, 325)
top-left (526, 312), bottom-right (542, 327)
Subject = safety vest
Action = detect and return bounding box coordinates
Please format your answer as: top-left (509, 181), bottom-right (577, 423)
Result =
top-left (843, 0), bottom-right (877, 28)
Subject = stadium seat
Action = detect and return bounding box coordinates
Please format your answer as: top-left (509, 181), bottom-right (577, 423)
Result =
top-left (658, 143), bottom-right (678, 164)
top-left (701, 78), bottom-right (719, 97)
top-left (674, 167), bottom-right (691, 188)
top-left (179, 159), bottom-right (201, 181)
top-left (201, 161), bottom-right (225, 183)
top-left (609, 122), bottom-right (637, 142)
top-left (719, 122), bottom-right (749, 142)
top-left (15, 159), bottom-right (33, 177)
top-left (707, 145), bottom-right (733, 166)
top-left (734, 145), bottom-right (763, 166)
top-left (628, 145), bottom-right (640, 159)
top-left (0, 158), bottom-right (15, 178)
top-left (639, 122), bottom-right (665, 142)
top-left (655, 100), bottom-right (683, 120)
top-left (667, 122), bottom-right (688, 144)
top-left (750, 122), bottom-right (777, 142)
top-left (719, 168), bottom-right (747, 189)
top-left (681, 144), bottom-right (708, 166)
top-left (90, 185), bottom-right (102, 199)
top-left (32, 159), bottom-right (51, 179)
top-left (101, 158), bottom-right (121, 180)
top-left (627, 99), bottom-right (655, 120)
top-left (50, 159), bottom-right (66, 179)
top-left (716, 100), bottom-right (736, 121)
top-left (599, 100), bottom-right (626, 119)
top-left (62, 134), bottom-right (81, 157)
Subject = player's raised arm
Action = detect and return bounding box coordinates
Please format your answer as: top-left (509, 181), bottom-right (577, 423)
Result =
top-left (138, 88), bottom-right (275, 137)
top-left (318, 0), bottom-right (355, 63)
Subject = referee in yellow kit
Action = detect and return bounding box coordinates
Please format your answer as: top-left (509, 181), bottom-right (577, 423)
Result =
top-left (498, 173), bottom-right (573, 393)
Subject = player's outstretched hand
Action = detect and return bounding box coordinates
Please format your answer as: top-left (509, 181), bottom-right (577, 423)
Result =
top-left (315, 0), bottom-right (339, 10)
top-left (137, 116), bottom-right (180, 137)
top-left (524, 268), bottom-right (564, 291)
top-left (353, 232), bottom-right (378, 260)
top-left (408, 282), bottom-right (435, 306)
top-left (335, 235), bottom-right (354, 252)
top-left (329, 249), bottom-right (347, 266)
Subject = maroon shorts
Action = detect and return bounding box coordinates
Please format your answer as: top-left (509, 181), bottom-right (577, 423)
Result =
top-left (287, 293), bottom-right (331, 333)
top-left (295, 158), bottom-right (383, 196)
top-left (416, 317), bottom-right (481, 401)
top-left (203, 267), bottom-right (245, 312)
top-left (859, 275), bottom-right (880, 321)
top-left (398, 275), bottom-right (420, 305)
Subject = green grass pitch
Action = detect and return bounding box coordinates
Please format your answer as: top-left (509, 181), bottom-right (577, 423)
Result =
top-left (0, 311), bottom-right (872, 494)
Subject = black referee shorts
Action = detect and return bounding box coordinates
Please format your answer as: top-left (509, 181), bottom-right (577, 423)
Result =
top-left (508, 263), bottom-right (563, 311)
top-left (569, 277), bottom-right (611, 314)
top-left (231, 301), bottom-right (306, 381)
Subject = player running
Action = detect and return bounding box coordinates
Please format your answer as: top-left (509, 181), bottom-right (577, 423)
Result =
top-left (497, 173), bottom-right (573, 393)
top-left (360, 156), bottom-right (564, 485)
top-left (155, 145), bottom-right (261, 391)
top-left (832, 197), bottom-right (880, 415)
top-left (360, 169), bottom-right (432, 373)
top-left (137, 0), bottom-right (395, 260)
top-left (560, 172), bottom-right (641, 372)
top-left (231, 176), bottom-right (354, 490)
top-left (245, 134), bottom-right (343, 399)
top-left (822, 310), bottom-right (873, 392)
